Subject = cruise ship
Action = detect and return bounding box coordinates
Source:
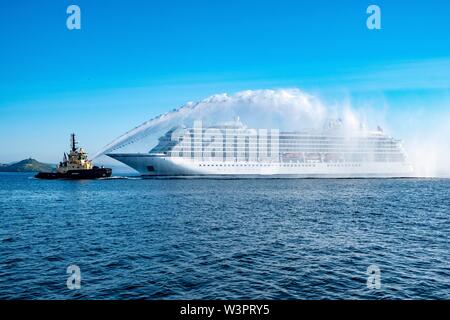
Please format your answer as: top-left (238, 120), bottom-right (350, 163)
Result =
top-left (107, 119), bottom-right (413, 178)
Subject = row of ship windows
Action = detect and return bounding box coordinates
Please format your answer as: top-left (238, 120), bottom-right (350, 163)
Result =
top-left (196, 163), bottom-right (361, 168)
top-left (173, 152), bottom-right (402, 158)
top-left (173, 144), bottom-right (400, 150)
top-left (176, 139), bottom-right (399, 145)
top-left (172, 148), bottom-right (402, 153)
top-left (175, 140), bottom-right (397, 144)
top-left (178, 140), bottom-right (397, 145)
top-left (174, 143), bottom-right (399, 149)
top-left (198, 163), bottom-right (317, 167)
top-left (326, 164), bottom-right (362, 167)
top-left (180, 134), bottom-right (393, 140)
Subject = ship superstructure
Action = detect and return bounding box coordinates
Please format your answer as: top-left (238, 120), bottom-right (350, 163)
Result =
top-left (107, 119), bottom-right (413, 177)
top-left (56, 134), bottom-right (93, 173)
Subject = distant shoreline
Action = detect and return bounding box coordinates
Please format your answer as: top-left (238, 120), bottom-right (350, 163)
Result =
top-left (0, 158), bottom-right (54, 173)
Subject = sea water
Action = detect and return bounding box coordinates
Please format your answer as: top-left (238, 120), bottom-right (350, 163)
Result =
top-left (0, 173), bottom-right (449, 299)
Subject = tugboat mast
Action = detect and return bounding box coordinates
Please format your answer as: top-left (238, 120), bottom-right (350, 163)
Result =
top-left (71, 133), bottom-right (77, 152)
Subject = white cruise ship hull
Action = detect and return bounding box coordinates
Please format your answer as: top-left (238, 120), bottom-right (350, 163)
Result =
top-left (107, 153), bottom-right (414, 178)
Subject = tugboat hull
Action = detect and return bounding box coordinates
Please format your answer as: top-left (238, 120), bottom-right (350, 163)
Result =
top-left (35, 167), bottom-right (112, 180)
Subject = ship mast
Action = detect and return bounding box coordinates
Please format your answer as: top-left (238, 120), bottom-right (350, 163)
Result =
top-left (71, 133), bottom-right (77, 152)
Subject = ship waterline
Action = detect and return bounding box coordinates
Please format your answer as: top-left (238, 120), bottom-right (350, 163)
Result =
top-left (107, 153), bottom-right (413, 178)
top-left (106, 120), bottom-right (414, 178)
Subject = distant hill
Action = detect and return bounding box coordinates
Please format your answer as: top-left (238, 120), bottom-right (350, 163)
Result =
top-left (0, 158), bottom-right (54, 172)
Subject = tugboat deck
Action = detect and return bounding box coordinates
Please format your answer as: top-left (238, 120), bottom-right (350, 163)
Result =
top-left (35, 134), bottom-right (112, 180)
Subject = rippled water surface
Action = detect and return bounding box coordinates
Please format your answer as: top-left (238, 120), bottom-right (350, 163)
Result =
top-left (0, 173), bottom-right (449, 299)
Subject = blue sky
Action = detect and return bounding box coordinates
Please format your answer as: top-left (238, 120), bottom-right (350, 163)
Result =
top-left (0, 0), bottom-right (449, 162)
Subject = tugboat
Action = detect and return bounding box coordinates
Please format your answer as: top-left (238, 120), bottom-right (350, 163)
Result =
top-left (35, 134), bottom-right (112, 179)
